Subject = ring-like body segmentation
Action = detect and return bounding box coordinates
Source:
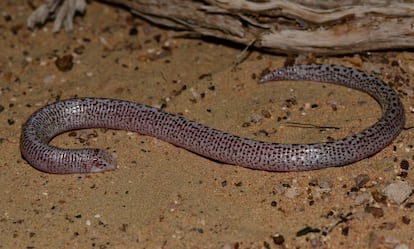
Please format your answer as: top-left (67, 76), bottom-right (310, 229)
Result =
top-left (20, 64), bottom-right (405, 173)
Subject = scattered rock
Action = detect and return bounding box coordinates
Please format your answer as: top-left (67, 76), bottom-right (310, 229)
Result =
top-left (251, 113), bottom-right (263, 123)
top-left (384, 235), bottom-right (400, 245)
top-left (383, 181), bottom-right (413, 205)
top-left (400, 160), bottom-right (409, 170)
top-left (404, 202), bottom-right (414, 210)
top-left (271, 233), bottom-right (285, 245)
top-left (354, 174), bottom-right (370, 188)
top-left (365, 206), bottom-right (384, 218)
top-left (367, 232), bottom-right (380, 249)
top-left (401, 216), bottom-right (410, 225)
top-left (261, 109), bottom-right (271, 118)
top-left (394, 243), bottom-right (409, 249)
top-left (371, 190), bottom-right (387, 204)
top-left (55, 54), bottom-right (74, 72)
top-left (379, 222), bottom-right (396, 230)
top-left (284, 187), bottom-right (299, 199)
top-left (353, 192), bottom-right (371, 206)
top-left (310, 237), bottom-right (323, 248)
top-left (222, 242), bottom-right (233, 249)
top-left (317, 177), bottom-right (332, 191)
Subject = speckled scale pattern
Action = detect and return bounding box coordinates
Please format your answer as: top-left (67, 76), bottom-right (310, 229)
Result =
top-left (20, 64), bottom-right (405, 173)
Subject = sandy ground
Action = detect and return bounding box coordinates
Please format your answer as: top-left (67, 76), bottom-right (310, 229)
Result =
top-left (1, 1), bottom-right (414, 248)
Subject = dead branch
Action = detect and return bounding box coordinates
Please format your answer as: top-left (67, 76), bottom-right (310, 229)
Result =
top-left (29, 0), bottom-right (414, 55)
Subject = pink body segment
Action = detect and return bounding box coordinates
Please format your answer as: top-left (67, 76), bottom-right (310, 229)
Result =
top-left (20, 64), bottom-right (405, 174)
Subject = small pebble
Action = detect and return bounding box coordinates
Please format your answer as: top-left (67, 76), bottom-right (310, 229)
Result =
top-left (383, 181), bottom-right (413, 205)
top-left (379, 222), bottom-right (396, 230)
top-left (394, 243), bottom-right (409, 249)
top-left (222, 242), bottom-right (235, 249)
top-left (317, 177), bottom-right (332, 190)
top-left (341, 226), bottom-right (349, 236)
top-left (73, 45), bottom-right (85, 55)
top-left (400, 160), bottom-right (409, 170)
top-left (55, 55), bottom-right (74, 72)
top-left (372, 190), bottom-right (387, 204)
top-left (43, 74), bottom-right (56, 84)
top-left (367, 232), bottom-right (380, 249)
top-left (284, 187), bottom-right (299, 199)
top-left (310, 238), bottom-right (323, 248)
top-left (404, 202), bottom-right (414, 210)
top-left (365, 206), bottom-right (384, 218)
top-left (271, 234), bottom-right (285, 245)
top-left (384, 235), bottom-right (400, 245)
top-left (354, 174), bottom-right (370, 188)
top-left (401, 216), bottom-right (410, 225)
top-left (398, 171), bottom-right (408, 178)
top-left (129, 27), bottom-right (138, 36)
top-left (353, 192), bottom-right (371, 206)
top-left (261, 109), bottom-right (271, 118)
top-left (251, 113), bottom-right (263, 123)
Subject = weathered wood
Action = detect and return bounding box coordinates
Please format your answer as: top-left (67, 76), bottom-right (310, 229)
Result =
top-left (28, 0), bottom-right (414, 55)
